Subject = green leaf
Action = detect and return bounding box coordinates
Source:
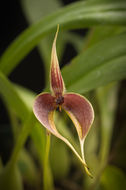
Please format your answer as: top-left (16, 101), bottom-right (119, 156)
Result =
top-left (0, 75), bottom-right (46, 169)
top-left (84, 26), bottom-right (126, 49)
top-left (9, 112), bottom-right (36, 166)
top-left (0, 71), bottom-right (29, 121)
top-left (13, 85), bottom-right (47, 164)
top-left (30, 122), bottom-right (46, 164)
top-left (20, 0), bottom-right (62, 24)
top-left (0, 0), bottom-right (126, 75)
top-left (18, 149), bottom-right (38, 186)
top-left (97, 83), bottom-right (118, 167)
top-left (62, 33), bottom-right (126, 93)
top-left (14, 84), bottom-right (36, 111)
top-left (20, 0), bottom-right (63, 82)
top-left (100, 165), bottom-right (126, 190)
top-left (0, 164), bottom-right (23, 190)
top-left (50, 137), bottom-right (70, 180)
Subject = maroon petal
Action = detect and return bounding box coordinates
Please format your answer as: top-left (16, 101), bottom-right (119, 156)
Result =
top-left (33, 93), bottom-right (88, 168)
top-left (62, 93), bottom-right (94, 177)
top-left (63, 93), bottom-right (94, 139)
top-left (33, 93), bottom-right (56, 134)
top-left (50, 25), bottom-right (65, 97)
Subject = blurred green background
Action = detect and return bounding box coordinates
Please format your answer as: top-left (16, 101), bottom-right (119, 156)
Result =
top-left (0, 0), bottom-right (126, 190)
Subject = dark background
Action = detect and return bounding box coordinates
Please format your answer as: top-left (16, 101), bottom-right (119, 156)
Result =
top-left (0, 0), bottom-right (82, 94)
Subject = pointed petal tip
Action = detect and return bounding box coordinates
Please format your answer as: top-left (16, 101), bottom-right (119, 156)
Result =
top-left (54, 25), bottom-right (59, 44)
top-left (84, 166), bottom-right (93, 178)
top-left (62, 93), bottom-right (94, 177)
top-left (80, 138), bottom-right (93, 178)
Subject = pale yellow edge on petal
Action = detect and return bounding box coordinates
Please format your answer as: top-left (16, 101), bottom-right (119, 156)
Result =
top-left (48, 111), bottom-right (88, 169)
top-left (64, 109), bottom-right (93, 177)
top-left (63, 92), bottom-right (94, 138)
top-left (63, 92), bottom-right (94, 177)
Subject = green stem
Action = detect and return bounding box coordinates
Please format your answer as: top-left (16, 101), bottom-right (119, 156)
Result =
top-left (8, 108), bottom-right (20, 142)
top-left (43, 132), bottom-right (54, 190)
top-left (9, 112), bottom-right (35, 167)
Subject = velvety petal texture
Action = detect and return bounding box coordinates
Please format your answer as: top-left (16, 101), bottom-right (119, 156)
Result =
top-left (33, 93), bottom-right (56, 134)
top-left (63, 93), bottom-right (94, 140)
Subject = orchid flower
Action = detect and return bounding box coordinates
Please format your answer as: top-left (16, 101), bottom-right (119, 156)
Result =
top-left (33, 26), bottom-right (94, 177)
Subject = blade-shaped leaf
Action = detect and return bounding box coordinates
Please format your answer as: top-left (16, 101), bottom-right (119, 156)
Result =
top-left (0, 0), bottom-right (126, 75)
top-left (14, 84), bottom-right (36, 110)
top-left (97, 84), bottom-right (118, 167)
top-left (62, 32), bottom-right (126, 93)
top-left (20, 0), bottom-right (62, 24)
top-left (85, 26), bottom-right (126, 49)
top-left (20, 0), bottom-right (63, 82)
top-left (0, 71), bottom-right (29, 121)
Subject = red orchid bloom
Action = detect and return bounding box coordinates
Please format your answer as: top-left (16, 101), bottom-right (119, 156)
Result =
top-left (33, 26), bottom-right (94, 177)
